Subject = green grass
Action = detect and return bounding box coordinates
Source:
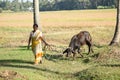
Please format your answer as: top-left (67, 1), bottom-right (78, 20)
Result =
top-left (0, 47), bottom-right (91, 80)
top-left (0, 9), bottom-right (120, 80)
top-left (0, 46), bottom-right (120, 80)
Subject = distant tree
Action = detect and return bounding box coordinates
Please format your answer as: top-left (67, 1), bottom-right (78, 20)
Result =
top-left (20, 0), bottom-right (24, 11)
top-left (39, 0), bottom-right (54, 11)
top-left (114, 0), bottom-right (118, 7)
top-left (0, 7), bottom-right (2, 13)
top-left (89, 0), bottom-right (98, 9)
top-left (11, 0), bottom-right (20, 12)
top-left (55, 0), bottom-right (80, 10)
top-left (0, 0), bottom-right (117, 11)
top-left (0, 0), bottom-right (11, 10)
top-left (110, 0), bottom-right (120, 46)
top-left (23, 0), bottom-right (32, 11)
top-left (0, 1), bottom-right (6, 10)
top-left (52, 0), bottom-right (60, 10)
top-left (5, 0), bottom-right (11, 10)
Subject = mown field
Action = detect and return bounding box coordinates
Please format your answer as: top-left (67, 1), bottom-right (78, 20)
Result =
top-left (0, 9), bottom-right (120, 80)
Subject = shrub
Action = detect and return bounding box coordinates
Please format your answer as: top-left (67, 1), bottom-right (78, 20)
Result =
top-left (97, 6), bottom-right (105, 9)
top-left (97, 6), bottom-right (115, 9)
top-left (0, 8), bottom-right (2, 13)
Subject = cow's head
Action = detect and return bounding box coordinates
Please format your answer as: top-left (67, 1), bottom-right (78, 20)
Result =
top-left (63, 47), bottom-right (75, 57)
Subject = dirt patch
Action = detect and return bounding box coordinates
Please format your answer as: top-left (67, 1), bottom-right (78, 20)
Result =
top-left (0, 70), bottom-right (27, 80)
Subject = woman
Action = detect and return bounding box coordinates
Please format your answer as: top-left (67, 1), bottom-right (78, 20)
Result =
top-left (28, 24), bottom-right (48, 65)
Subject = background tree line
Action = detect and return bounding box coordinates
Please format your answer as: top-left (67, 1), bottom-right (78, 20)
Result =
top-left (0, 0), bottom-right (32, 12)
top-left (40, 0), bottom-right (117, 11)
top-left (0, 0), bottom-right (117, 12)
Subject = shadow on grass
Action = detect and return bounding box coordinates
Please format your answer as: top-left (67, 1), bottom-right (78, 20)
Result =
top-left (18, 46), bottom-right (28, 51)
top-left (93, 44), bottom-right (107, 48)
top-left (0, 59), bottom-right (33, 65)
top-left (100, 64), bottom-right (120, 67)
top-left (44, 53), bottom-right (95, 63)
top-left (0, 59), bottom-right (97, 80)
top-left (44, 53), bottom-right (69, 62)
top-left (2, 59), bottom-right (119, 80)
top-left (74, 68), bottom-right (101, 80)
top-left (0, 59), bottom-right (71, 76)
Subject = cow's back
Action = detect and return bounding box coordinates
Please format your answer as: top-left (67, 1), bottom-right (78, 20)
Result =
top-left (69, 35), bottom-right (77, 47)
top-left (77, 31), bottom-right (92, 45)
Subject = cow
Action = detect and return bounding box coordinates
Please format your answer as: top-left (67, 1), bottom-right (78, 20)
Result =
top-left (63, 31), bottom-right (94, 59)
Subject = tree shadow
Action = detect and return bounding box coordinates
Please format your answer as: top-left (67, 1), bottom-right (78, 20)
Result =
top-left (0, 59), bottom-right (71, 76)
top-left (0, 64), bottom-right (63, 75)
top-left (73, 63), bottom-right (120, 80)
top-left (100, 64), bottom-right (120, 67)
top-left (18, 46), bottom-right (28, 51)
top-left (73, 68), bottom-right (101, 80)
top-left (93, 44), bottom-right (107, 48)
top-left (44, 53), bottom-right (69, 62)
top-left (0, 59), bottom-right (33, 65)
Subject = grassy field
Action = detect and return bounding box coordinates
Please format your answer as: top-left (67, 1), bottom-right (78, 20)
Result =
top-left (0, 9), bottom-right (120, 80)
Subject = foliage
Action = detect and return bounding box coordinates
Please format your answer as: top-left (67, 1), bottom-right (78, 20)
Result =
top-left (0, 7), bottom-right (2, 13)
top-left (97, 6), bottom-right (105, 9)
top-left (53, 0), bottom-right (81, 10)
top-left (0, 0), bottom-right (32, 12)
top-left (0, 0), bottom-right (117, 12)
top-left (11, 0), bottom-right (20, 12)
top-left (39, 0), bottom-right (117, 11)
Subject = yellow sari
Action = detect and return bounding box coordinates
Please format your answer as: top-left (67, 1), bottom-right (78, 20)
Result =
top-left (31, 30), bottom-right (43, 64)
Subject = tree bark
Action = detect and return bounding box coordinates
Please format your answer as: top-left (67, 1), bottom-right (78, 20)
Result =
top-left (109, 0), bottom-right (120, 46)
top-left (33, 0), bottom-right (42, 52)
top-left (33, 0), bottom-right (42, 30)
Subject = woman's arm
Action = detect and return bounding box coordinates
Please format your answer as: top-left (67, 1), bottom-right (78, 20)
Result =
top-left (39, 36), bottom-right (49, 46)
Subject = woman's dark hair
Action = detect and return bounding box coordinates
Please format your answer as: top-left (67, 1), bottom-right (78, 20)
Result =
top-left (33, 24), bottom-right (38, 27)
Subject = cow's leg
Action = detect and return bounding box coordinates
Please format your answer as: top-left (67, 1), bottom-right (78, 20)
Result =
top-left (78, 48), bottom-right (80, 53)
top-left (77, 48), bottom-right (83, 57)
top-left (88, 41), bottom-right (94, 54)
top-left (90, 42), bottom-right (94, 53)
top-left (66, 52), bottom-right (69, 57)
top-left (87, 43), bottom-right (94, 55)
top-left (86, 41), bottom-right (91, 55)
top-left (88, 45), bottom-right (91, 55)
top-left (72, 50), bottom-right (76, 60)
top-left (73, 53), bottom-right (76, 60)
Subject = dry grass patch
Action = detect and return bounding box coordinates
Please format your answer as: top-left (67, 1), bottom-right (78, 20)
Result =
top-left (0, 70), bottom-right (27, 80)
top-left (0, 9), bottom-right (116, 27)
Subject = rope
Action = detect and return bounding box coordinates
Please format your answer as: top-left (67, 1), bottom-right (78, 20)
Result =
top-left (44, 44), bottom-right (67, 53)
top-left (43, 44), bottom-right (67, 59)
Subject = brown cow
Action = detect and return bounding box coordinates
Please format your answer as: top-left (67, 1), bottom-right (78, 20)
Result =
top-left (63, 31), bottom-right (94, 59)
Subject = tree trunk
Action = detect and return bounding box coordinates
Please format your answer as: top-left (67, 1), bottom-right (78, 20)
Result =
top-left (33, 0), bottom-right (42, 52)
top-left (33, 0), bottom-right (41, 30)
top-left (21, 0), bottom-right (23, 11)
top-left (109, 0), bottom-right (120, 46)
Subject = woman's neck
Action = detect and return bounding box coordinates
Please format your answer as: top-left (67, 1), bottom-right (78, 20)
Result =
top-left (33, 30), bottom-right (37, 33)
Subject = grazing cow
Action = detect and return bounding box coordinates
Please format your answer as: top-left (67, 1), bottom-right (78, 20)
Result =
top-left (63, 31), bottom-right (94, 59)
